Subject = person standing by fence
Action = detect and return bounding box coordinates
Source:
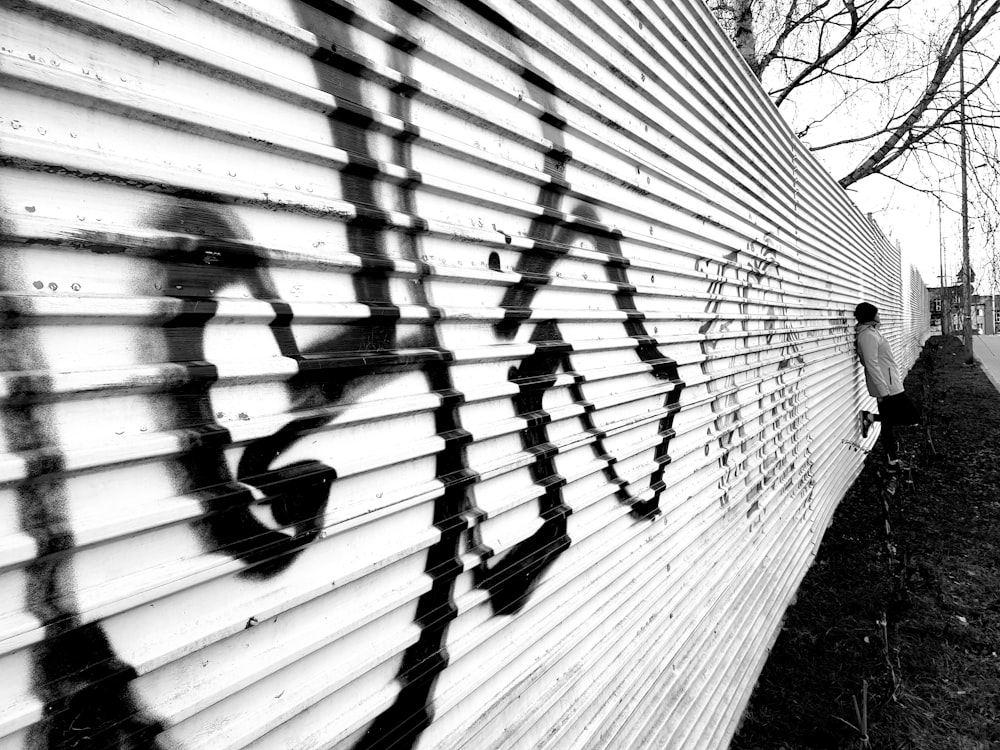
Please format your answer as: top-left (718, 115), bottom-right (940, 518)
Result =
top-left (855, 302), bottom-right (920, 468)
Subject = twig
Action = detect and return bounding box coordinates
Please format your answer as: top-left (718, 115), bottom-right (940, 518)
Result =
top-left (836, 680), bottom-right (871, 747)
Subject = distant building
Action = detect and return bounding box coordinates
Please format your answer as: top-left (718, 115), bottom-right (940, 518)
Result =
top-left (986, 295), bottom-right (1000, 335)
top-left (928, 285), bottom-right (961, 332)
top-left (928, 286), bottom-right (995, 334)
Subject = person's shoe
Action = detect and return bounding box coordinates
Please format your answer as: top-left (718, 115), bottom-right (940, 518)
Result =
top-left (860, 410), bottom-right (873, 438)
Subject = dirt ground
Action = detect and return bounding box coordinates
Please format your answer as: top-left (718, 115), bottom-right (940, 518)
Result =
top-left (731, 335), bottom-right (1000, 750)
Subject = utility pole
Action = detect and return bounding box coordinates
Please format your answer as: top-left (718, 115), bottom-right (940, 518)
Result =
top-left (939, 195), bottom-right (951, 335)
top-left (959, 2), bottom-right (974, 363)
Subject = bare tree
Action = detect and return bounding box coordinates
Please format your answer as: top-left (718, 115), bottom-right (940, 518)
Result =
top-left (710, 0), bottom-right (1000, 190)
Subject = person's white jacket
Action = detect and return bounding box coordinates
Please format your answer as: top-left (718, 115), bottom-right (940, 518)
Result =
top-left (856, 321), bottom-right (903, 398)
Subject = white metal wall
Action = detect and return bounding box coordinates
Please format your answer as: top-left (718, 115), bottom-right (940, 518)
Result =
top-left (0, 1), bottom-right (929, 749)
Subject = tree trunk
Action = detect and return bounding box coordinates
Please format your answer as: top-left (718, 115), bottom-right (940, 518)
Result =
top-left (733, 0), bottom-right (761, 78)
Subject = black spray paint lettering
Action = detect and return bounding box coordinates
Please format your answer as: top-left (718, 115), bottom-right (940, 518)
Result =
top-left (12, 5), bottom-right (688, 750)
top-left (354, 7), bottom-right (685, 748)
top-left (2, 210), bottom-right (165, 747)
top-left (698, 237), bottom-right (810, 516)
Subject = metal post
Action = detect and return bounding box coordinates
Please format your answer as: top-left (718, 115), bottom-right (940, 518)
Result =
top-left (939, 196), bottom-right (951, 335)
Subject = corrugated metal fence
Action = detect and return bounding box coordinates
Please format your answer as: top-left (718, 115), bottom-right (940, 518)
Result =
top-left (1, 0), bottom-right (929, 748)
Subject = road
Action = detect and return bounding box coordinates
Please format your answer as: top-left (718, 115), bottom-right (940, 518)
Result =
top-left (973, 335), bottom-right (1000, 394)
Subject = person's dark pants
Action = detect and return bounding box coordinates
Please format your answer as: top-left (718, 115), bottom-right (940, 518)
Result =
top-left (873, 392), bottom-right (920, 460)
top-left (877, 418), bottom-right (898, 460)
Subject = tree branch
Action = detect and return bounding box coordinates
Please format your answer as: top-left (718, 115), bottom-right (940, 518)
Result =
top-left (773, 0), bottom-right (911, 106)
top-left (839, 0), bottom-right (1000, 187)
top-left (841, 33), bottom-right (1000, 184)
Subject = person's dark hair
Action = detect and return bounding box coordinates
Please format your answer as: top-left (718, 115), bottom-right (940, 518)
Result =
top-left (854, 302), bottom-right (878, 323)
